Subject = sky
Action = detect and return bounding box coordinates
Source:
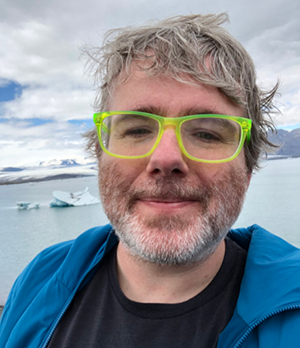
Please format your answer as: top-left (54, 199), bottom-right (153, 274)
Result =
top-left (0, 0), bottom-right (299, 167)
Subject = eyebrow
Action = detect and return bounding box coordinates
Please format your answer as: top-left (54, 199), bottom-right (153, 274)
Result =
top-left (130, 105), bottom-right (223, 117)
top-left (129, 106), bottom-right (239, 133)
top-left (111, 113), bottom-right (154, 126)
top-left (210, 118), bottom-right (238, 133)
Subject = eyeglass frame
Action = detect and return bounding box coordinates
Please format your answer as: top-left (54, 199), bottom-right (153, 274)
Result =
top-left (93, 111), bottom-right (252, 163)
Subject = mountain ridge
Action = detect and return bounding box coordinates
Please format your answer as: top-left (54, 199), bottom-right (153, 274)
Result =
top-left (268, 128), bottom-right (300, 157)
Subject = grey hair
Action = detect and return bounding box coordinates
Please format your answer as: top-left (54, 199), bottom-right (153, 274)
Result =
top-left (82, 13), bottom-right (279, 173)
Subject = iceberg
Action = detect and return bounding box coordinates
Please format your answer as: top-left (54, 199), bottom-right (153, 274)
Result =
top-left (16, 202), bottom-right (40, 210)
top-left (49, 187), bottom-right (100, 207)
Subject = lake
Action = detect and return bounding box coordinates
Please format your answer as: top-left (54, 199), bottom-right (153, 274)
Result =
top-left (0, 158), bottom-right (300, 305)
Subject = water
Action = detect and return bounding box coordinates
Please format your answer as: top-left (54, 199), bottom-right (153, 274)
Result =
top-left (0, 177), bottom-right (109, 305)
top-left (0, 158), bottom-right (300, 305)
top-left (234, 158), bottom-right (300, 245)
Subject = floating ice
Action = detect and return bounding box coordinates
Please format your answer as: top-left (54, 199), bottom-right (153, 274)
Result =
top-left (16, 202), bottom-right (40, 210)
top-left (49, 187), bottom-right (100, 207)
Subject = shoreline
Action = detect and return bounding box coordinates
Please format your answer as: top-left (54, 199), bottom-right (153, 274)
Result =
top-left (0, 173), bottom-right (95, 186)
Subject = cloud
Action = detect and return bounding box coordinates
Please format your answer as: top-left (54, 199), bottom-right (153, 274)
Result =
top-left (0, 20), bottom-right (87, 87)
top-left (1, 86), bottom-right (95, 121)
top-left (0, 0), bottom-right (299, 166)
top-left (0, 118), bottom-right (89, 166)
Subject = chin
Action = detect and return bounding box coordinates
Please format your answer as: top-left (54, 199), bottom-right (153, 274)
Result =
top-left (112, 209), bottom-right (232, 266)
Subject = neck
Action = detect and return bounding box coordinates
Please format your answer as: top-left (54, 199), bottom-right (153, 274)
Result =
top-left (116, 240), bottom-right (226, 304)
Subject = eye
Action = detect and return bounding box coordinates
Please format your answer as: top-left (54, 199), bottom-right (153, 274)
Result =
top-left (124, 127), bottom-right (152, 138)
top-left (194, 131), bottom-right (221, 142)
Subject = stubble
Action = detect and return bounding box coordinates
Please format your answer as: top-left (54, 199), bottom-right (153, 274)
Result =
top-left (98, 161), bottom-right (248, 266)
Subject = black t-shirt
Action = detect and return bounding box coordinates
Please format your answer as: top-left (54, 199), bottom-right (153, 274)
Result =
top-left (48, 238), bottom-right (247, 348)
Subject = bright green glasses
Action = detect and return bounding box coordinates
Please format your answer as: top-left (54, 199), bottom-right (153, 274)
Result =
top-left (93, 111), bottom-right (252, 163)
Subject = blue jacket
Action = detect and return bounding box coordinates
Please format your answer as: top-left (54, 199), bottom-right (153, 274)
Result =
top-left (1, 224), bottom-right (300, 348)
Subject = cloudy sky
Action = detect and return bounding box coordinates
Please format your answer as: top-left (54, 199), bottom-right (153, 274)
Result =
top-left (0, 0), bottom-right (299, 167)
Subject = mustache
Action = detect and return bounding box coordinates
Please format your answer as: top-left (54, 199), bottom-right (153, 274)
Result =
top-left (125, 179), bottom-right (212, 210)
top-left (99, 161), bottom-right (248, 211)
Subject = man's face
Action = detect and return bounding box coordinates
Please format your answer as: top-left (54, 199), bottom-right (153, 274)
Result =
top-left (98, 66), bottom-right (250, 265)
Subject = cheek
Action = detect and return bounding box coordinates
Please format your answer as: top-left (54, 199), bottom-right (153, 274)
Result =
top-left (99, 155), bottom-right (148, 185)
top-left (190, 161), bottom-right (221, 183)
top-left (191, 158), bottom-right (247, 184)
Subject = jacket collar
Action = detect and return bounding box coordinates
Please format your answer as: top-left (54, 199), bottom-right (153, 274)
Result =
top-left (57, 223), bottom-right (300, 347)
top-left (219, 224), bottom-right (300, 347)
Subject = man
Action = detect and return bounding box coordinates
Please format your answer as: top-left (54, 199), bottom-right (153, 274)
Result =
top-left (1, 13), bottom-right (300, 348)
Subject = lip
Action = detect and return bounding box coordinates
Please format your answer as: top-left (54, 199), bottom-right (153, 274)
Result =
top-left (137, 198), bottom-right (198, 210)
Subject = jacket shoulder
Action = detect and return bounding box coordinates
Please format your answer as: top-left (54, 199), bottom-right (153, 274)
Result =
top-left (0, 224), bottom-right (114, 347)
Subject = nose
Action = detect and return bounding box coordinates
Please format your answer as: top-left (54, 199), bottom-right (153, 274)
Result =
top-left (146, 128), bottom-right (189, 177)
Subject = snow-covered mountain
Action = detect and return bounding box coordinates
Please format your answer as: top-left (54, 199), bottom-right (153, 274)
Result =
top-left (39, 159), bottom-right (79, 167)
top-left (39, 158), bottom-right (96, 167)
top-left (0, 158), bottom-right (97, 185)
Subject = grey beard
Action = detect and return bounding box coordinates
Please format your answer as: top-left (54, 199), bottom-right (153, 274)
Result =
top-left (113, 213), bottom-right (225, 266)
top-left (99, 163), bottom-right (248, 266)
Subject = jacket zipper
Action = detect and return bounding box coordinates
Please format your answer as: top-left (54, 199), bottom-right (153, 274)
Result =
top-left (41, 281), bottom-right (84, 348)
top-left (40, 233), bottom-right (114, 348)
top-left (233, 305), bottom-right (300, 348)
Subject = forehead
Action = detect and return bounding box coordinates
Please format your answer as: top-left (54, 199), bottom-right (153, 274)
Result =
top-left (109, 65), bottom-right (244, 118)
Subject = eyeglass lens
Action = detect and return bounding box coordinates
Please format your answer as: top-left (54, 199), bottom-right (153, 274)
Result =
top-left (100, 114), bottom-right (242, 160)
